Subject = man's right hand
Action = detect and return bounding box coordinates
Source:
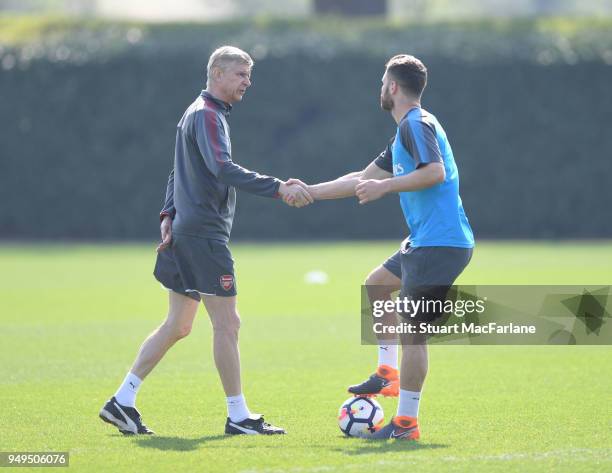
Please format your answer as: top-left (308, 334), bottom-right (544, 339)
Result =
top-left (279, 181), bottom-right (314, 208)
top-left (156, 215), bottom-right (173, 253)
top-left (285, 178), bottom-right (311, 194)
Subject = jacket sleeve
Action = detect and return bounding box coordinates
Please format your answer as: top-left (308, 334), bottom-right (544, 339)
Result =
top-left (195, 109), bottom-right (281, 197)
top-left (159, 168), bottom-right (176, 221)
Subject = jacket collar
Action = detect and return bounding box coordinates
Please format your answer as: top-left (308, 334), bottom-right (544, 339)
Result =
top-left (201, 90), bottom-right (232, 116)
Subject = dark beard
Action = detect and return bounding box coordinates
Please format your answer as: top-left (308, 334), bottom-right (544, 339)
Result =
top-left (380, 91), bottom-right (393, 111)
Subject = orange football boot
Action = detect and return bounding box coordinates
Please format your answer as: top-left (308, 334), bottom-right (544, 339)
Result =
top-left (370, 416), bottom-right (420, 440)
top-left (348, 364), bottom-right (399, 397)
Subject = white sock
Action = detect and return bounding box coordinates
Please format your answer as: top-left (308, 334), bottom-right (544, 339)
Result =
top-left (378, 344), bottom-right (398, 369)
top-left (397, 389), bottom-right (421, 418)
top-left (114, 372), bottom-right (142, 407)
top-left (226, 394), bottom-right (251, 422)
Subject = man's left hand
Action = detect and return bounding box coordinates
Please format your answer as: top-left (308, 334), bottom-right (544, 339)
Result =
top-left (355, 179), bottom-right (389, 204)
top-left (156, 215), bottom-right (173, 253)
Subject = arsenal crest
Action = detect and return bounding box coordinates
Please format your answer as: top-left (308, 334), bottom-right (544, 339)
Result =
top-left (220, 275), bottom-right (234, 291)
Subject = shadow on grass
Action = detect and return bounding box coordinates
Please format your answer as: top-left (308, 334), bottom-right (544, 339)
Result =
top-left (333, 437), bottom-right (449, 455)
top-left (132, 435), bottom-right (228, 451)
top-left (116, 433), bottom-right (448, 454)
top-left (131, 434), bottom-right (296, 452)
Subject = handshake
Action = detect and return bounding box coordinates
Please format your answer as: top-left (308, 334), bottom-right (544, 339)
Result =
top-left (278, 179), bottom-right (313, 208)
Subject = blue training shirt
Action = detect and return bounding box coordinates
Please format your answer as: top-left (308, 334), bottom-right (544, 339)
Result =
top-left (375, 107), bottom-right (474, 248)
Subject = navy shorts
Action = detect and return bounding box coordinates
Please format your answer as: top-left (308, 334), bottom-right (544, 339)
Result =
top-left (154, 232), bottom-right (237, 300)
top-left (382, 250), bottom-right (402, 279)
top-left (398, 242), bottom-right (473, 323)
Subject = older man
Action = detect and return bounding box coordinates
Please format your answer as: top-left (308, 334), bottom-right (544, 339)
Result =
top-left (99, 46), bottom-right (311, 436)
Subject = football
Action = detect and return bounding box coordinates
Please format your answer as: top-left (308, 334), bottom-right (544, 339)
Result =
top-left (337, 396), bottom-right (384, 438)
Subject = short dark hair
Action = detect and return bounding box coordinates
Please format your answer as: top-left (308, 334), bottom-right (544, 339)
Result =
top-left (385, 55), bottom-right (427, 98)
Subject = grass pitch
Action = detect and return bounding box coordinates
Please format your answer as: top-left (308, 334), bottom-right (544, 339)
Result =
top-left (0, 241), bottom-right (611, 472)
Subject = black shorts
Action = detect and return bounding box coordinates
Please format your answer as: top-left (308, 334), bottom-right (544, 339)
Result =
top-left (382, 250), bottom-right (402, 279)
top-left (398, 243), bottom-right (473, 323)
top-left (153, 232), bottom-right (237, 300)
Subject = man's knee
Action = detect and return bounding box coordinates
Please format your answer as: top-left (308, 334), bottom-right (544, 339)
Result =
top-left (365, 268), bottom-right (382, 287)
top-left (211, 311), bottom-right (241, 336)
top-left (202, 295), bottom-right (241, 336)
top-left (162, 319), bottom-right (193, 341)
top-left (366, 266), bottom-right (400, 300)
top-left (164, 292), bottom-right (199, 341)
top-left (175, 323), bottom-right (193, 340)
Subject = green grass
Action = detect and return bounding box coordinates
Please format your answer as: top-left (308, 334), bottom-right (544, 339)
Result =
top-left (0, 241), bottom-right (611, 472)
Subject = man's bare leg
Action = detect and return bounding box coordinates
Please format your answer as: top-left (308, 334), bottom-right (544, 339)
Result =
top-left (113, 291), bottom-right (199, 407)
top-left (369, 331), bottom-right (425, 440)
top-left (365, 265), bottom-right (402, 351)
top-left (201, 295), bottom-right (242, 397)
top-left (399, 334), bottom-right (428, 393)
top-left (393, 331), bottom-right (427, 433)
top-left (200, 294), bottom-right (285, 433)
top-left (130, 291), bottom-right (200, 380)
top-left (100, 291), bottom-right (199, 434)
top-left (348, 265), bottom-right (402, 396)
top-left (201, 294), bottom-right (257, 423)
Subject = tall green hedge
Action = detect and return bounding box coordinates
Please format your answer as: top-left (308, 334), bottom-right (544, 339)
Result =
top-left (1, 17), bottom-right (611, 240)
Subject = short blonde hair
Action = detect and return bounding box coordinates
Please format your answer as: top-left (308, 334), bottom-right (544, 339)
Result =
top-left (206, 46), bottom-right (253, 87)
